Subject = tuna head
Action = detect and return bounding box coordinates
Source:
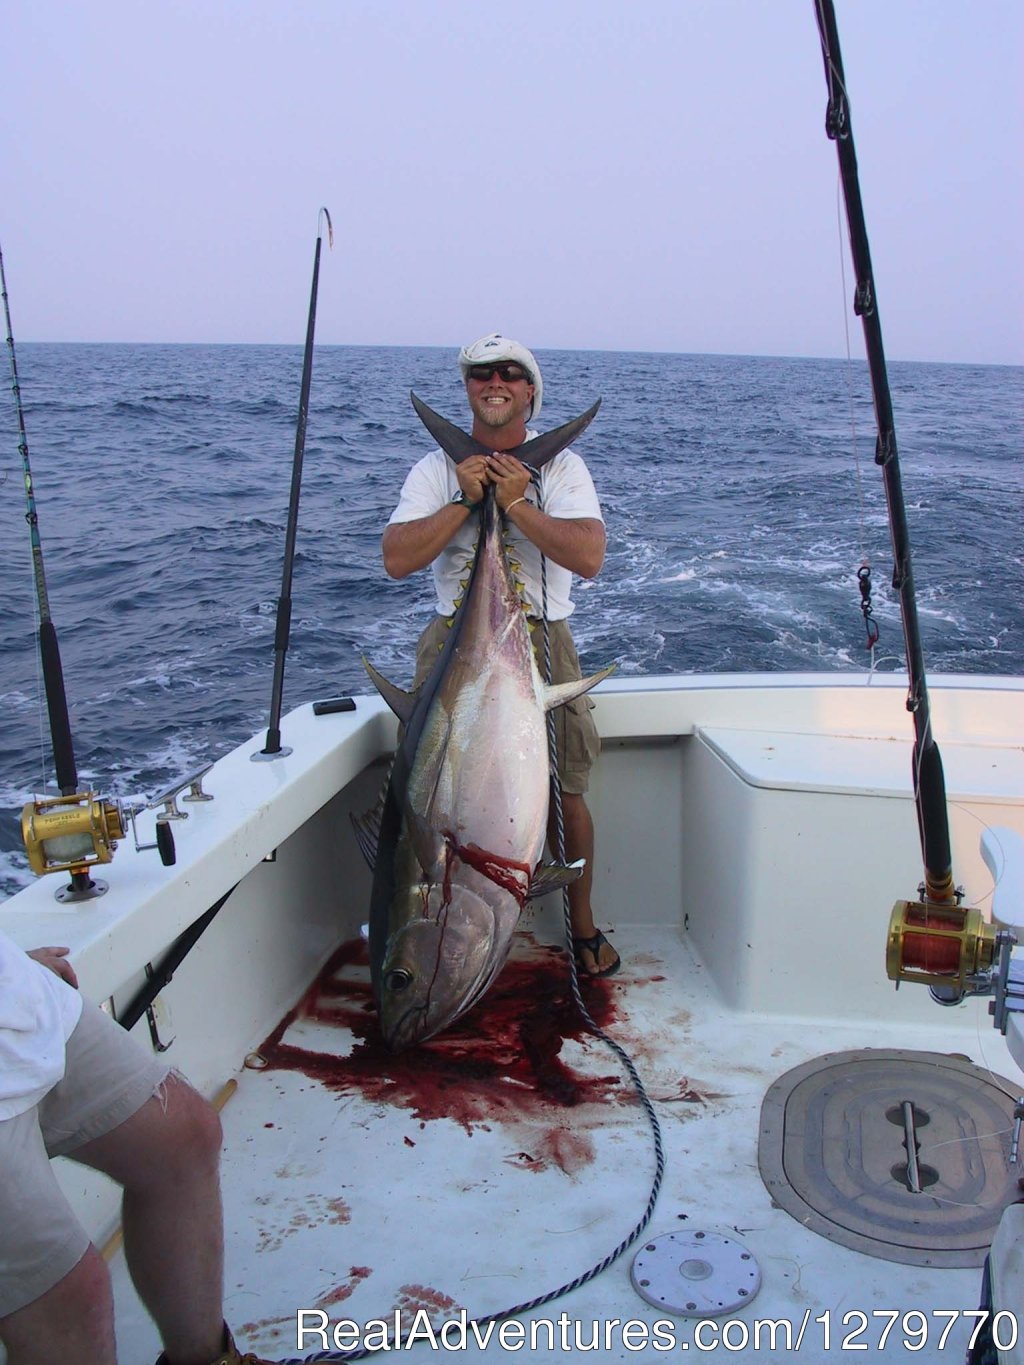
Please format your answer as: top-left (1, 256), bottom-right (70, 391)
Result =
top-left (377, 880), bottom-right (500, 1052)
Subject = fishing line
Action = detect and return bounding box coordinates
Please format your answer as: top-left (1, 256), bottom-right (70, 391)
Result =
top-left (820, 0), bottom-right (883, 673)
top-left (919, 1128), bottom-right (1015, 1159)
top-left (833, 133), bottom-right (879, 669)
top-left (973, 1000), bottom-right (1024, 1108)
top-left (2, 245), bottom-right (55, 629)
top-left (889, 1017), bottom-right (1020, 1210)
top-left (3, 248), bottom-right (55, 798)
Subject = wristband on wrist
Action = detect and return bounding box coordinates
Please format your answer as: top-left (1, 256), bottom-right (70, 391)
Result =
top-left (505, 496), bottom-right (527, 513)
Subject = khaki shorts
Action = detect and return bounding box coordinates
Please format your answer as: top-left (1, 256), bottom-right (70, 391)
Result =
top-left (413, 614), bottom-right (600, 795)
top-left (0, 1000), bottom-right (172, 1317)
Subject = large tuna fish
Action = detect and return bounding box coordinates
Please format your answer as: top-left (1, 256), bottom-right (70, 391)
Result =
top-left (353, 395), bottom-right (610, 1051)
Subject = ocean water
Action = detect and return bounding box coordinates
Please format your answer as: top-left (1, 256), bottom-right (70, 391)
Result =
top-left (1, 344), bottom-right (1021, 898)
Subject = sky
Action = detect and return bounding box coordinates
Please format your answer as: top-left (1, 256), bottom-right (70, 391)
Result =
top-left (1, 1), bottom-right (1021, 364)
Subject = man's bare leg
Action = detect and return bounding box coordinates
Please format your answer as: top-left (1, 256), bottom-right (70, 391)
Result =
top-left (73, 1073), bottom-right (226, 1365)
top-left (549, 790), bottom-right (619, 974)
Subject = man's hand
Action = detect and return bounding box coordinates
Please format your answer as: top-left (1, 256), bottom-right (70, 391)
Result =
top-left (456, 455), bottom-right (491, 505)
top-left (27, 946), bottom-right (79, 989)
top-left (486, 454), bottom-right (532, 510)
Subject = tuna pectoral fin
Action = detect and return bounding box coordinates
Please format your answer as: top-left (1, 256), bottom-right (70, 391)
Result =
top-left (351, 795), bottom-right (443, 878)
top-left (527, 859), bottom-right (585, 901)
top-left (542, 664), bottom-right (616, 713)
top-left (406, 808), bottom-right (448, 879)
top-left (362, 656), bottom-right (418, 723)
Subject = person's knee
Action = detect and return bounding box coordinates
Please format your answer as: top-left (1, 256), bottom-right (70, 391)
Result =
top-left (1, 1245), bottom-right (114, 1359)
top-left (125, 1076), bottom-right (222, 1188)
top-left (61, 1244), bottom-right (113, 1317)
top-left (162, 1078), bottom-right (222, 1172)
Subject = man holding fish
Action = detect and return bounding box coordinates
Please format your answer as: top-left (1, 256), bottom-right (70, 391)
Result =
top-left (380, 333), bottom-right (619, 984)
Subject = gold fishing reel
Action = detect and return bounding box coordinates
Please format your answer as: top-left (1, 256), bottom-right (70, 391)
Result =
top-left (20, 773), bottom-right (197, 899)
top-left (886, 896), bottom-right (999, 1002)
top-left (21, 791), bottom-right (126, 879)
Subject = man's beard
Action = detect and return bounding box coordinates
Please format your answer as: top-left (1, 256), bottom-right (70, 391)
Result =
top-left (471, 394), bottom-right (519, 428)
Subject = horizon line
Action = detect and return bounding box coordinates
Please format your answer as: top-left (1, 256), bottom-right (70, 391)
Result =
top-left (12, 340), bottom-right (1022, 370)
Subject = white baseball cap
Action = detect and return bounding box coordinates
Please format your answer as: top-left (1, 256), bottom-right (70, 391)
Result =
top-left (458, 333), bottom-right (542, 424)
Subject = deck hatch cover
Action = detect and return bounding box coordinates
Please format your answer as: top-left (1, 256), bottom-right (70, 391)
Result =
top-left (758, 1049), bottom-right (1021, 1267)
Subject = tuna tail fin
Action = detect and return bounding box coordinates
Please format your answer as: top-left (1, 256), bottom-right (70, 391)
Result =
top-left (542, 663), bottom-right (616, 713)
top-left (410, 392), bottom-right (491, 464)
top-left (409, 392), bottom-right (601, 470)
top-left (362, 656), bottom-right (418, 723)
top-left (509, 400), bottom-right (601, 470)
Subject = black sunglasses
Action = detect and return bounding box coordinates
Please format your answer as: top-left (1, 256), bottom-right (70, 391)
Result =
top-left (466, 363), bottom-right (532, 384)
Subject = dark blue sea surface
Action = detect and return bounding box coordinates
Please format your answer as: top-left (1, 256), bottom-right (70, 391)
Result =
top-left (1, 344), bottom-right (1021, 896)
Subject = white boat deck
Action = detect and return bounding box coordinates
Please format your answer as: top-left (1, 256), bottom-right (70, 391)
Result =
top-left (4, 676), bottom-right (1020, 1363)
top-left (109, 922), bottom-right (1018, 1363)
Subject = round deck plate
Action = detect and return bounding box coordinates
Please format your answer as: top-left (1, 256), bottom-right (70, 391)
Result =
top-left (630, 1230), bottom-right (761, 1316)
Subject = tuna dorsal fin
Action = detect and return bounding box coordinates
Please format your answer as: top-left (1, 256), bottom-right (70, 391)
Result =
top-left (542, 663), bottom-right (616, 714)
top-left (527, 859), bottom-right (585, 901)
top-left (409, 392), bottom-right (601, 470)
top-left (362, 656), bottom-right (417, 723)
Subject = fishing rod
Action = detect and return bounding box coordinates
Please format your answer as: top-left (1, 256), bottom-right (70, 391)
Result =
top-left (255, 207), bottom-right (333, 760)
top-left (813, 0), bottom-right (1001, 1002)
top-left (2, 245), bottom-right (182, 897)
top-left (814, 0), bottom-right (953, 905)
top-left (2, 244), bottom-right (79, 799)
top-left (1, 241), bottom-right (124, 900)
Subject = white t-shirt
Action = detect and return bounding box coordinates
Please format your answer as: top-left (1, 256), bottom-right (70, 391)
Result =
top-left (0, 929), bottom-right (83, 1121)
top-left (387, 436), bottom-right (603, 620)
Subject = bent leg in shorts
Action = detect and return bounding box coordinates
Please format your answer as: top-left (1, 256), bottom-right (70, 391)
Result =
top-left (0, 999), bottom-right (171, 1320)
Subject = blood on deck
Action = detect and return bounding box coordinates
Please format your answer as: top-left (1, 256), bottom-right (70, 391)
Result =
top-left (257, 935), bottom-right (623, 1132)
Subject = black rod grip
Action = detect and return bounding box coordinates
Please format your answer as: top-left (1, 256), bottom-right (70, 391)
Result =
top-left (39, 620), bottom-right (78, 795)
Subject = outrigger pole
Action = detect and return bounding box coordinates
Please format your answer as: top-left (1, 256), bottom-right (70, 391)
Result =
top-left (255, 208), bottom-right (333, 760)
top-left (813, 1), bottom-right (954, 908)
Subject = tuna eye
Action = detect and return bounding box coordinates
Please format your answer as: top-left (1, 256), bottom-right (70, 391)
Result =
top-left (385, 968), bottom-right (413, 993)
